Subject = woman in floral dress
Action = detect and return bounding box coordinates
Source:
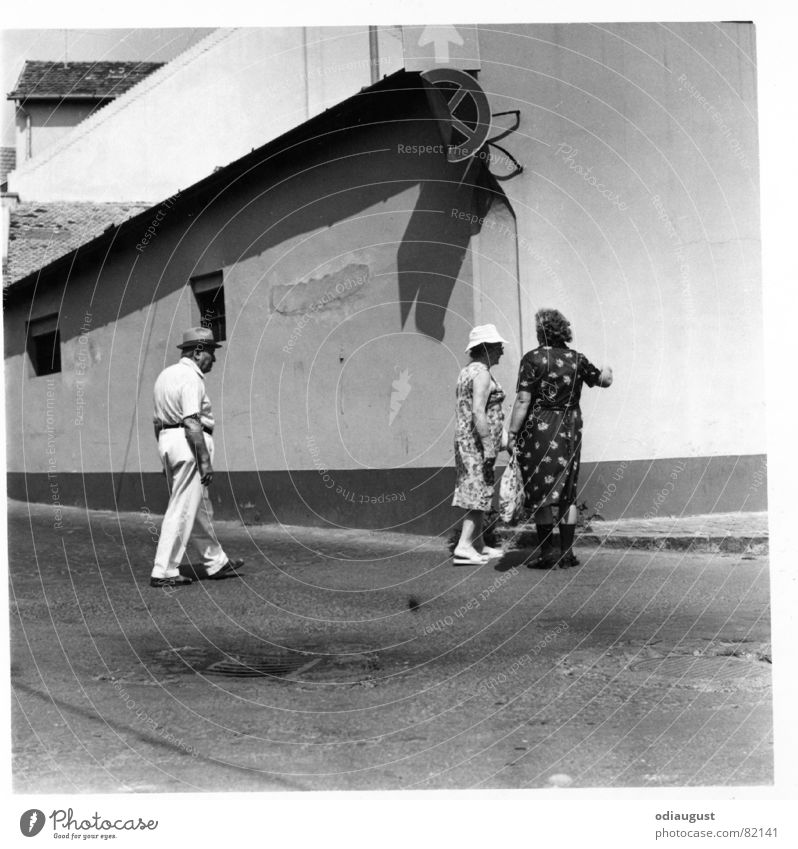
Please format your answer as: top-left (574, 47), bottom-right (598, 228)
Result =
top-left (452, 324), bottom-right (509, 564)
top-left (507, 309), bottom-right (613, 568)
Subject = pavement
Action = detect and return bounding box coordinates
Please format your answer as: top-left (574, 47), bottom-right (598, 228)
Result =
top-left (8, 499), bottom-right (772, 792)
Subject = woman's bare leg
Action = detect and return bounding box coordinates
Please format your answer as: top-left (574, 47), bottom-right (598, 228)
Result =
top-left (475, 515), bottom-right (501, 555)
top-left (455, 510), bottom-right (484, 558)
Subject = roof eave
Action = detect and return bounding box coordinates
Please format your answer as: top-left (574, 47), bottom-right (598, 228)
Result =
top-left (4, 68), bottom-right (421, 299)
top-left (7, 92), bottom-right (115, 102)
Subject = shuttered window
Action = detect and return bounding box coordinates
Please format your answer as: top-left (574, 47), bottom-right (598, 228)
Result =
top-left (191, 271), bottom-right (225, 342)
top-left (27, 314), bottom-right (61, 376)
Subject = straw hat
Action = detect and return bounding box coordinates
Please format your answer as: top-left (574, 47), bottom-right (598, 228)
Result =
top-left (176, 327), bottom-right (222, 350)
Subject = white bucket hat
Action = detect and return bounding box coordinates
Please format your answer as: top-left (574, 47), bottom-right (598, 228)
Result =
top-left (465, 323), bottom-right (509, 353)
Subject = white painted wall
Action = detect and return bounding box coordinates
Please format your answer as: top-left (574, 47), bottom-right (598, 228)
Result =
top-left (7, 27), bottom-right (404, 203)
top-left (14, 100), bottom-right (106, 164)
top-left (6, 23), bottom-right (762, 470)
top-left (477, 22), bottom-right (763, 463)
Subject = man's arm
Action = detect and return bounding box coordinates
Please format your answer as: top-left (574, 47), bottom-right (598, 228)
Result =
top-left (183, 414), bottom-right (213, 485)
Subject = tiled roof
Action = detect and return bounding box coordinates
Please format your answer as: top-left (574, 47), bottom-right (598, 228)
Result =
top-left (3, 201), bottom-right (150, 284)
top-left (1, 147), bottom-right (15, 185)
top-left (3, 69), bottom-right (421, 294)
top-left (8, 61), bottom-right (164, 101)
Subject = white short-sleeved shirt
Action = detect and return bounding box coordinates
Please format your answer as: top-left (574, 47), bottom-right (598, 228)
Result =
top-left (153, 357), bottom-right (215, 431)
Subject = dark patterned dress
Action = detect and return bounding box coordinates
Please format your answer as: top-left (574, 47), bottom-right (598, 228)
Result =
top-left (515, 346), bottom-right (601, 512)
top-left (452, 362), bottom-right (506, 511)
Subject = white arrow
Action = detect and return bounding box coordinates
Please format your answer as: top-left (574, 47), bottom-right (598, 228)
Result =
top-left (417, 25), bottom-right (464, 64)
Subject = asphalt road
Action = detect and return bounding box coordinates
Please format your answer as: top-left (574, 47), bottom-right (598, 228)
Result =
top-left (9, 500), bottom-right (772, 792)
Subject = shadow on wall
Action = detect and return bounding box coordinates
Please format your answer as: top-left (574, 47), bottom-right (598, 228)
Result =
top-left (5, 76), bottom-right (505, 356)
top-left (4, 74), bottom-right (518, 536)
top-left (398, 178), bottom-right (474, 341)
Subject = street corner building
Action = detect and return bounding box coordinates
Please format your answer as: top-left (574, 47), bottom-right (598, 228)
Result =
top-left (2, 24), bottom-right (766, 534)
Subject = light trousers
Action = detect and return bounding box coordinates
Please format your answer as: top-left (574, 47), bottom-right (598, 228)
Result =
top-left (151, 429), bottom-right (228, 579)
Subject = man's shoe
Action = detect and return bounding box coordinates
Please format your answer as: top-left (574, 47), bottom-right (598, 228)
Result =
top-left (206, 558), bottom-right (244, 580)
top-left (150, 575), bottom-right (193, 588)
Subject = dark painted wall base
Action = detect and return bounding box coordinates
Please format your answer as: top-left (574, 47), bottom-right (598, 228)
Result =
top-left (8, 454), bottom-right (766, 536)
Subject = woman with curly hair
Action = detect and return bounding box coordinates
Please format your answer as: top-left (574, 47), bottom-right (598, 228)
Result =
top-left (506, 309), bottom-right (613, 568)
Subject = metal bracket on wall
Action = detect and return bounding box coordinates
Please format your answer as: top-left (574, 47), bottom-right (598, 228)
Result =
top-left (485, 110), bottom-right (524, 180)
top-left (487, 109), bottom-right (521, 145)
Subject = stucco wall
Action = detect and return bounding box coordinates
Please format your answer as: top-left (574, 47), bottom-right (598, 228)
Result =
top-left (4, 24), bottom-right (766, 528)
top-left (4, 88), bottom-right (510, 491)
top-left (476, 22), bottom-right (763, 465)
top-left (14, 100), bottom-right (106, 163)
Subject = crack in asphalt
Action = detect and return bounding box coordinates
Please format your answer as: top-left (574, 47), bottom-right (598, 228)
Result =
top-left (12, 680), bottom-right (306, 791)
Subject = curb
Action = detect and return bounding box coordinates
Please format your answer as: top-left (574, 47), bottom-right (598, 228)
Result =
top-left (496, 528), bottom-right (768, 555)
top-left (577, 534), bottom-right (768, 554)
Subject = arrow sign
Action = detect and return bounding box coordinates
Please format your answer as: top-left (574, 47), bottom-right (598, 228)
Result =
top-left (417, 25), bottom-right (464, 64)
top-left (403, 25), bottom-right (480, 72)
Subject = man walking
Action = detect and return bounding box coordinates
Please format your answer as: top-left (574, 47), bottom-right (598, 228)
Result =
top-left (150, 327), bottom-right (243, 588)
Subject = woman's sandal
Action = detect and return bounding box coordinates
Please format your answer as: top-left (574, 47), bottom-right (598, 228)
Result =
top-left (453, 549), bottom-right (489, 566)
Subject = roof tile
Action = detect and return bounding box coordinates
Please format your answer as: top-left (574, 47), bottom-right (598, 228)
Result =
top-left (1, 146), bottom-right (16, 185)
top-left (8, 61), bottom-right (164, 100)
top-left (4, 201), bottom-right (150, 284)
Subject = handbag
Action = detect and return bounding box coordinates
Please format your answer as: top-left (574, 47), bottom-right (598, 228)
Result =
top-left (499, 450), bottom-right (525, 525)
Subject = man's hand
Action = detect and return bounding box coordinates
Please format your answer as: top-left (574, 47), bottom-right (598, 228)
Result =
top-left (183, 415), bottom-right (213, 485)
top-left (199, 459), bottom-right (214, 487)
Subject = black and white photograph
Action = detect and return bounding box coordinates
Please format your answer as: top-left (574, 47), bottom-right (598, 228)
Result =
top-left (1, 0), bottom-right (794, 844)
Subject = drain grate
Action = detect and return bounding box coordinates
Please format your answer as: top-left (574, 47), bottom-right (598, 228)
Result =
top-left (204, 655), bottom-right (321, 679)
top-left (632, 655), bottom-right (763, 680)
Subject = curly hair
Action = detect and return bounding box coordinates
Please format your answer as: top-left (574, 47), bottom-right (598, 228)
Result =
top-left (535, 308), bottom-right (572, 346)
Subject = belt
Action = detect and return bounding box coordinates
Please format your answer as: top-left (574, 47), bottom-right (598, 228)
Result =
top-left (156, 422), bottom-right (214, 436)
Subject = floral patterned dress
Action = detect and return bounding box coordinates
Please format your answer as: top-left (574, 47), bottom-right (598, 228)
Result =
top-left (515, 346), bottom-right (601, 512)
top-left (452, 361), bottom-right (506, 511)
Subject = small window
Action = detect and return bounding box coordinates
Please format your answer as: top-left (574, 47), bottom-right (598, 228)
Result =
top-left (191, 271), bottom-right (226, 342)
top-left (27, 314), bottom-right (61, 376)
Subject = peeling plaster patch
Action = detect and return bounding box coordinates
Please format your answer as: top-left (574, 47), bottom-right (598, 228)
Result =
top-left (272, 264), bottom-right (369, 315)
